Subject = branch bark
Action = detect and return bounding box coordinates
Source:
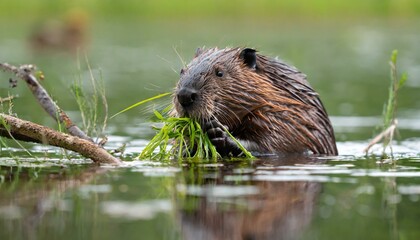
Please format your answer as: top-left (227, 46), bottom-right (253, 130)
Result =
top-left (0, 113), bottom-right (121, 165)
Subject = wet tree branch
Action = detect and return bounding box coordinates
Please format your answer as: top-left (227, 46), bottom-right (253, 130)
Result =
top-left (0, 113), bottom-right (121, 165)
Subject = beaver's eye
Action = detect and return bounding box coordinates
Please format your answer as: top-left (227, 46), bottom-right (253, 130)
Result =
top-left (180, 68), bottom-right (186, 75)
top-left (215, 69), bottom-right (224, 77)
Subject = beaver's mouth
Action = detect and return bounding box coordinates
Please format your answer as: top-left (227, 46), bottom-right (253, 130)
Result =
top-left (179, 106), bottom-right (212, 123)
top-left (175, 87), bottom-right (215, 121)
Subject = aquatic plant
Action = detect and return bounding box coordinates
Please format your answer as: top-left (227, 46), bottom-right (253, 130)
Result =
top-left (71, 54), bottom-right (109, 143)
top-left (364, 50), bottom-right (407, 158)
top-left (140, 109), bottom-right (253, 161)
top-left (140, 110), bottom-right (219, 161)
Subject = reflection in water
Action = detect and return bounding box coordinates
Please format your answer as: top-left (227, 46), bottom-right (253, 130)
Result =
top-left (178, 156), bottom-right (324, 240)
top-left (101, 199), bottom-right (172, 220)
top-left (2, 153), bottom-right (420, 239)
top-left (0, 166), bottom-right (105, 240)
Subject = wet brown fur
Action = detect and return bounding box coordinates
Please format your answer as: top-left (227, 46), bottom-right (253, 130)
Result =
top-left (173, 47), bottom-right (338, 155)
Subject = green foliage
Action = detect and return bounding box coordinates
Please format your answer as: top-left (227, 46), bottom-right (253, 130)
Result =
top-left (139, 109), bottom-right (254, 161)
top-left (383, 50), bottom-right (407, 131)
top-left (118, 94), bottom-right (254, 161)
top-left (71, 55), bottom-right (108, 139)
top-left (140, 110), bottom-right (219, 161)
top-left (364, 50), bottom-right (407, 157)
top-left (382, 50), bottom-right (407, 144)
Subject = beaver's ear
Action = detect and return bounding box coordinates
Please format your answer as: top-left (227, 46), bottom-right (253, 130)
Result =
top-left (240, 48), bottom-right (257, 69)
top-left (194, 47), bottom-right (205, 58)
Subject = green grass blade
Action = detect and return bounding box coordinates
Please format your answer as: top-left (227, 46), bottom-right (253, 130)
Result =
top-left (223, 128), bottom-right (254, 159)
top-left (110, 92), bottom-right (171, 119)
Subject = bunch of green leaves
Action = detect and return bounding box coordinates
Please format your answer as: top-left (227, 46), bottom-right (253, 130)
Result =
top-left (139, 109), bottom-right (254, 161)
top-left (139, 110), bottom-right (219, 161)
top-left (113, 93), bottom-right (254, 161)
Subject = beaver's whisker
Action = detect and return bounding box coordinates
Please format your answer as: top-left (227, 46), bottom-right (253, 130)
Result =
top-left (214, 105), bottom-right (240, 129)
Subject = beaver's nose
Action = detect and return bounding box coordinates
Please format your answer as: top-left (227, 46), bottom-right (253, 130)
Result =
top-left (177, 88), bottom-right (198, 108)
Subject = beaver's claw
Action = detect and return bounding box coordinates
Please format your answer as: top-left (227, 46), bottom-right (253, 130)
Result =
top-left (204, 120), bottom-right (242, 157)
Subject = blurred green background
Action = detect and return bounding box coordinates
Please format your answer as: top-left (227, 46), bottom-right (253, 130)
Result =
top-left (2, 0), bottom-right (420, 19)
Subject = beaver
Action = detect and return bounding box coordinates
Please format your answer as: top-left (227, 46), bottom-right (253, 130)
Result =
top-left (173, 47), bottom-right (338, 156)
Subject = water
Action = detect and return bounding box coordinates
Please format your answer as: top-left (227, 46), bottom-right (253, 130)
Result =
top-left (2, 144), bottom-right (420, 240)
top-left (1, 16), bottom-right (420, 240)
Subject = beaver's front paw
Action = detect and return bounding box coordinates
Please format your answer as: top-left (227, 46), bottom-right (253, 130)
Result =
top-left (204, 120), bottom-right (241, 157)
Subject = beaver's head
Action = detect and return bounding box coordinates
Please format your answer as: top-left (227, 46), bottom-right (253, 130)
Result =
top-left (173, 47), bottom-right (270, 129)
